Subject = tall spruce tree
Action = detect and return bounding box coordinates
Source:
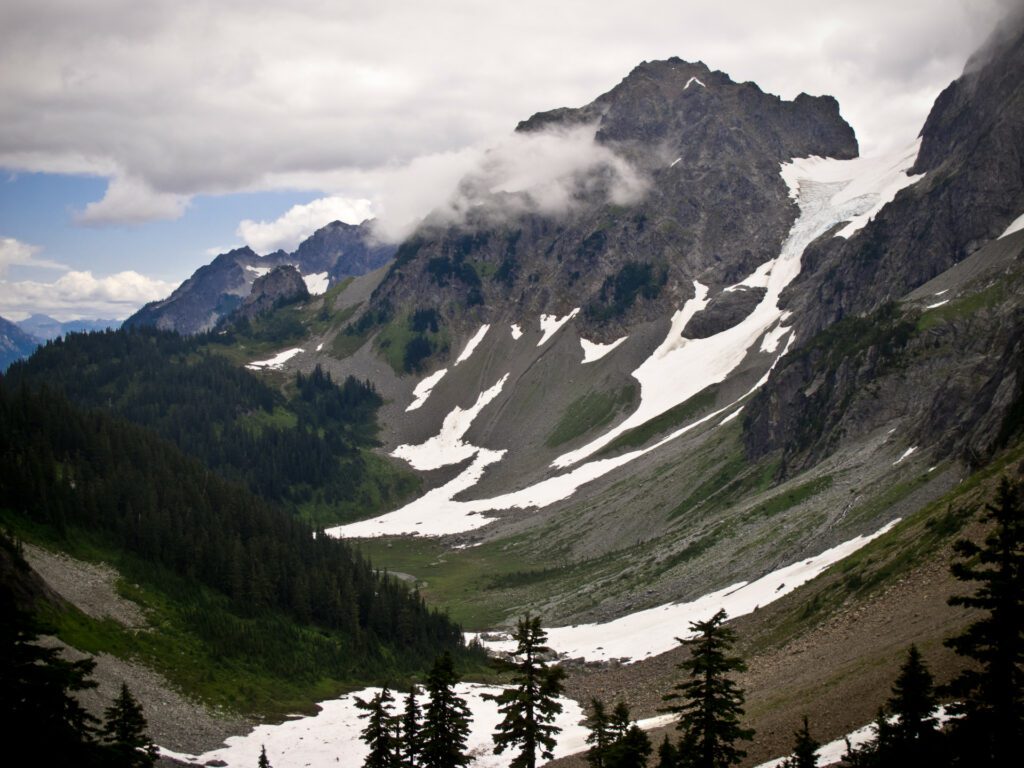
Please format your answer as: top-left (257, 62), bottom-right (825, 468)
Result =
top-left (781, 716), bottom-right (819, 768)
top-left (356, 687), bottom-right (398, 768)
top-left (656, 735), bottom-right (678, 768)
top-left (400, 685), bottom-right (423, 768)
top-left (944, 477), bottom-right (1024, 766)
top-left (258, 744), bottom-right (272, 768)
top-left (421, 653), bottom-right (471, 768)
top-left (602, 702), bottom-right (652, 768)
top-left (101, 682), bottom-right (157, 767)
top-left (585, 698), bottom-right (613, 768)
top-left (661, 609), bottom-right (753, 768)
top-left (487, 615), bottom-right (567, 768)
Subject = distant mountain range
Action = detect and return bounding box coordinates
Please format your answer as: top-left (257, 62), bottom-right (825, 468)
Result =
top-left (0, 314), bottom-right (120, 371)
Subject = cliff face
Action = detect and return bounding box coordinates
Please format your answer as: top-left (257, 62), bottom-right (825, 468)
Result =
top-left (234, 265), bottom-right (309, 322)
top-left (366, 59), bottom-right (857, 338)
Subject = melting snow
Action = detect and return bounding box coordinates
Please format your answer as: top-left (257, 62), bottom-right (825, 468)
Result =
top-left (684, 76), bottom-right (706, 89)
top-left (538, 309), bottom-right (580, 347)
top-left (245, 348), bottom-right (303, 370)
top-left (510, 324), bottom-right (523, 340)
top-left (934, 289), bottom-right (949, 296)
top-left (580, 336), bottom-right (628, 363)
top-left (159, 684), bottom-right (588, 768)
top-left (457, 325), bottom-right (491, 365)
top-left (669, 157), bottom-right (682, 168)
top-left (759, 320), bottom-right (791, 354)
top-left (719, 407), bottom-right (744, 425)
top-left (244, 265), bottom-right (272, 278)
top-left (472, 520), bottom-right (898, 663)
top-left (303, 271), bottom-right (329, 296)
top-left (926, 299), bottom-right (949, 309)
top-left (723, 260), bottom-right (774, 292)
top-left (893, 446), bottom-right (918, 466)
top-left (406, 368), bottom-right (449, 412)
top-left (998, 211), bottom-right (1024, 239)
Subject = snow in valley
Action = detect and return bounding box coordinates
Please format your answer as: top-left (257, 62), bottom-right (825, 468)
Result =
top-left (246, 347), bottom-right (303, 370)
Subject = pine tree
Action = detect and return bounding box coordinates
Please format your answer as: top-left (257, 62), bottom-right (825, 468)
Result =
top-left (258, 744), bottom-right (272, 768)
top-left (610, 701), bottom-right (632, 739)
top-left (661, 609), bottom-right (754, 768)
top-left (656, 735), bottom-right (678, 768)
top-left (886, 644), bottom-right (941, 762)
top-left (943, 477), bottom-right (1024, 766)
top-left (487, 615), bottom-right (567, 768)
top-left (781, 716), bottom-right (818, 768)
top-left (399, 685), bottom-right (423, 768)
top-left (356, 687), bottom-right (398, 768)
top-left (101, 682), bottom-right (157, 767)
top-left (585, 698), bottom-right (613, 768)
top-left (421, 653), bottom-right (471, 768)
top-left (602, 702), bottom-right (652, 768)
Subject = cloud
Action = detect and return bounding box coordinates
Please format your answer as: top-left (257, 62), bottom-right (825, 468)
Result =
top-left (0, 0), bottom-right (1013, 224)
top-left (0, 236), bottom-right (67, 275)
top-left (0, 269), bottom-right (176, 321)
top-left (236, 196), bottom-right (374, 253)
top-left (75, 175), bottom-right (190, 226)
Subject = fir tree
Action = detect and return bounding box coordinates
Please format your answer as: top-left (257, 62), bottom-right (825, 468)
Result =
top-left (487, 615), bottom-right (567, 768)
top-left (610, 701), bottom-right (632, 739)
top-left (656, 735), bottom-right (678, 768)
top-left (258, 744), bottom-right (272, 768)
top-left (781, 716), bottom-right (818, 768)
top-left (101, 682), bottom-right (157, 767)
top-left (661, 609), bottom-right (754, 768)
top-left (585, 698), bottom-right (613, 768)
top-left (886, 645), bottom-right (941, 761)
top-left (943, 477), bottom-right (1024, 766)
top-left (356, 687), bottom-right (398, 768)
top-left (601, 702), bottom-right (652, 768)
top-left (399, 685), bottom-right (423, 768)
top-left (421, 653), bottom-right (471, 768)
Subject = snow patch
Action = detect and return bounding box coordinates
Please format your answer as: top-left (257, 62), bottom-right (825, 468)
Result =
top-left (473, 520), bottom-right (898, 664)
top-left (456, 324), bottom-right (491, 365)
top-left (538, 309), bottom-right (580, 347)
top-left (159, 684), bottom-right (588, 768)
top-left (510, 324), bottom-right (523, 340)
top-left (406, 368), bottom-right (449, 412)
top-left (934, 289), bottom-right (949, 296)
top-left (759, 321), bottom-right (791, 354)
top-left (244, 265), bottom-right (272, 278)
top-left (925, 299), bottom-right (949, 309)
top-left (998, 211), bottom-right (1024, 239)
top-left (893, 446), bottom-right (918, 465)
top-left (315, 342), bottom-right (323, 352)
top-left (719, 406), bottom-right (743, 425)
top-left (303, 271), bottom-right (329, 296)
top-left (723, 260), bottom-right (774, 292)
top-left (245, 348), bottom-right (302, 370)
top-left (580, 336), bottom-right (628, 363)
top-left (669, 157), bottom-right (682, 168)
top-left (684, 76), bottom-right (706, 89)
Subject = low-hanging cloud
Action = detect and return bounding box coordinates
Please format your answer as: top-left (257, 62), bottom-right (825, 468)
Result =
top-left (0, 236), bottom-right (68, 276)
top-left (237, 196), bottom-right (375, 254)
top-left (0, 269), bottom-right (176, 321)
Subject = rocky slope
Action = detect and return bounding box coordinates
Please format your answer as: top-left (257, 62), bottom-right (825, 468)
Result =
top-left (233, 264), bottom-right (310, 322)
top-left (125, 219), bottom-right (395, 335)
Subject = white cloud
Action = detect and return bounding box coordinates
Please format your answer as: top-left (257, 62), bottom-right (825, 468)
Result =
top-left (0, 1), bottom-right (1014, 225)
top-left (0, 236), bottom-right (67, 275)
top-left (236, 196), bottom-right (374, 253)
top-left (75, 175), bottom-right (190, 226)
top-left (0, 269), bottom-right (176, 321)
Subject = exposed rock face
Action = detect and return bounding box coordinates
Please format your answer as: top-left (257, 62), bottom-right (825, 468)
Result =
top-left (235, 265), bottom-right (309, 321)
top-left (744, 20), bottom-right (1024, 474)
top-left (367, 58), bottom-right (856, 338)
top-left (125, 220), bottom-right (395, 335)
top-left (682, 287), bottom-right (765, 339)
top-left (0, 315), bottom-right (41, 371)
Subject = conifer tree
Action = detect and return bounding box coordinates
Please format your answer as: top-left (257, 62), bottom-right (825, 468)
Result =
top-left (656, 735), bottom-right (678, 768)
top-left (781, 716), bottom-right (818, 768)
top-left (886, 644), bottom-right (941, 761)
top-left (661, 609), bottom-right (753, 768)
top-left (399, 685), bottom-right (423, 768)
top-left (101, 682), bottom-right (157, 767)
top-left (356, 687), bottom-right (398, 768)
top-left (602, 702), bottom-right (652, 768)
top-left (421, 653), bottom-right (471, 768)
top-left (585, 698), bottom-right (613, 768)
top-left (943, 477), bottom-right (1024, 766)
top-left (258, 744), bottom-right (272, 768)
top-left (487, 615), bottom-right (567, 768)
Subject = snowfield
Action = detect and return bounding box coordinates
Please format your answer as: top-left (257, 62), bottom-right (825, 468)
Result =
top-left (457, 324), bottom-right (491, 365)
top-left (406, 368), bottom-right (449, 412)
top-left (998, 211), bottom-right (1024, 239)
top-left (538, 309), bottom-right (580, 346)
top-left (159, 684), bottom-right (588, 768)
top-left (470, 520), bottom-right (898, 663)
top-left (245, 348), bottom-right (303, 370)
top-left (580, 335), bottom-right (628, 363)
top-left (303, 271), bottom-right (329, 295)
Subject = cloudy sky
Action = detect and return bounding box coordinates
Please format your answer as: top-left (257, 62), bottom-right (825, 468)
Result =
top-left (0, 0), bottom-right (1014, 320)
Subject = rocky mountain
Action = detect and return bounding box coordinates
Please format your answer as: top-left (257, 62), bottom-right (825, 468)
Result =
top-left (0, 315), bottom-right (41, 371)
top-left (125, 219), bottom-right (395, 335)
top-left (16, 314), bottom-right (119, 341)
top-left (234, 264), bottom-right (310, 322)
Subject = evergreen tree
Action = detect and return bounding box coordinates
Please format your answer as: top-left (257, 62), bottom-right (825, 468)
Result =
top-left (943, 477), bottom-right (1024, 766)
top-left (601, 702), bottom-right (652, 768)
top-left (781, 716), bottom-right (818, 768)
top-left (399, 685), bottom-right (423, 768)
top-left (661, 609), bottom-right (754, 768)
top-left (886, 645), bottom-right (941, 762)
top-left (487, 615), bottom-right (567, 768)
top-left (610, 701), bottom-right (632, 739)
top-left (356, 687), bottom-right (398, 768)
top-left (656, 735), bottom-right (678, 768)
top-left (258, 744), bottom-right (272, 768)
top-left (421, 653), bottom-right (471, 768)
top-left (585, 698), bottom-right (613, 768)
top-left (101, 682), bottom-right (157, 767)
